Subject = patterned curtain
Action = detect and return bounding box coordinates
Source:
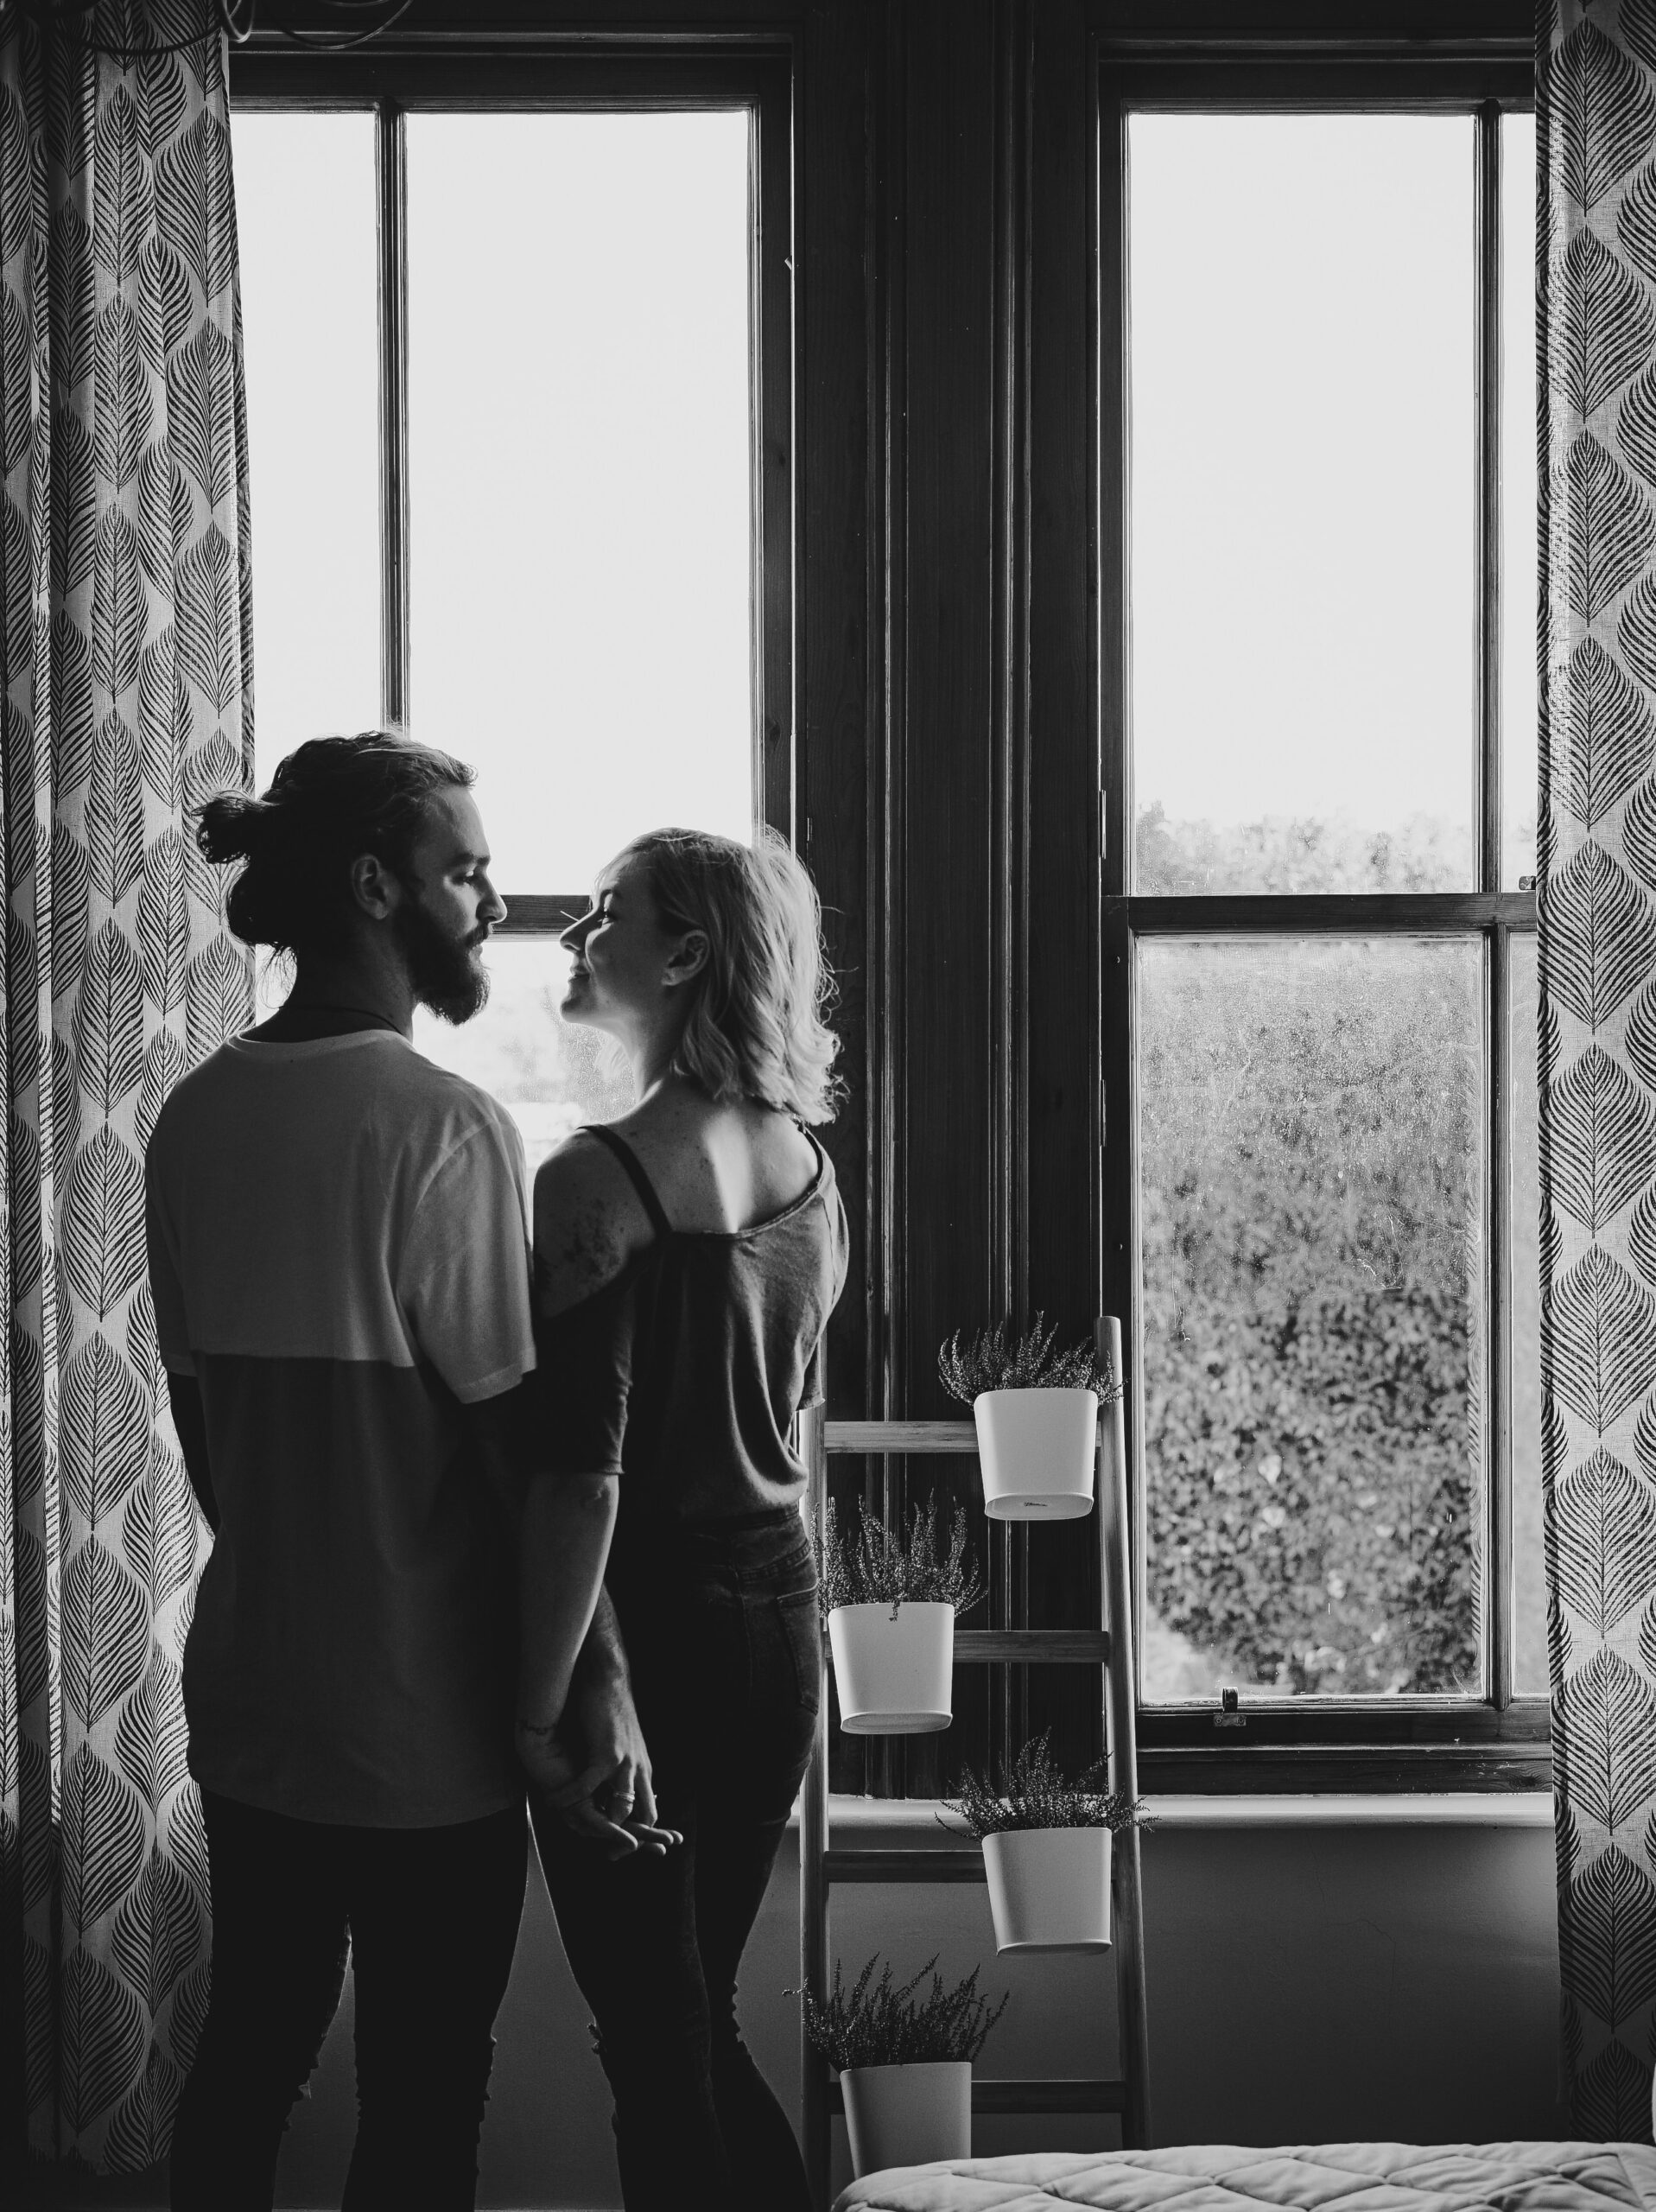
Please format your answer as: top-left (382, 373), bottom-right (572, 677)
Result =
top-left (1539, 0), bottom-right (1656, 2145)
top-left (0, 7), bottom-right (251, 2171)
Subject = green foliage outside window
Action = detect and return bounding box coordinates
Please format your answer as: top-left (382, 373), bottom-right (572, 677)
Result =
top-left (1138, 817), bottom-right (1483, 1699)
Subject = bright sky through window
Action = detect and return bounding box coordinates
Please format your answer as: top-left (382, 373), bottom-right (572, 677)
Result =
top-left (1502, 110), bottom-right (1539, 890)
top-left (408, 112), bottom-right (753, 895)
top-left (232, 112), bottom-right (381, 759)
top-left (1129, 114), bottom-right (1475, 889)
top-left (232, 109), bottom-right (755, 897)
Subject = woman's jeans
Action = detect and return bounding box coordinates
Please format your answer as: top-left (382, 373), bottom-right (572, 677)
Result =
top-left (532, 1512), bottom-right (822, 2212)
top-left (169, 1791), bottom-right (527, 2212)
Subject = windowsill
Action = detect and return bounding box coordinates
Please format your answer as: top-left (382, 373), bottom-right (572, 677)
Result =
top-left (798, 1790), bottom-right (1554, 1831)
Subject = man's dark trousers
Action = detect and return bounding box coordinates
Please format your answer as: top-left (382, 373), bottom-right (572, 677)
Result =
top-left (169, 1789), bottom-right (527, 2212)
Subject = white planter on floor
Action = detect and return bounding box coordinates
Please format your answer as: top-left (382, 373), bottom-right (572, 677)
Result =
top-left (828, 1601), bottom-right (955, 1733)
top-left (840, 2059), bottom-right (972, 2177)
top-left (973, 1387), bottom-right (1098, 1520)
top-left (982, 1826), bottom-right (1113, 1952)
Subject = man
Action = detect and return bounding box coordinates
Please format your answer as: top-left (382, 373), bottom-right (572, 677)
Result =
top-left (147, 733), bottom-right (663, 2212)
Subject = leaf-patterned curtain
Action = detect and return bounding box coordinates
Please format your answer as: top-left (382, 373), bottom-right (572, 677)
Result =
top-left (1540, 0), bottom-right (1656, 2145)
top-left (0, 5), bottom-right (251, 2171)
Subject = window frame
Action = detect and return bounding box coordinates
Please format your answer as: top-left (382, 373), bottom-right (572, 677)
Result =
top-left (228, 45), bottom-right (795, 931)
top-left (1097, 48), bottom-right (1547, 1790)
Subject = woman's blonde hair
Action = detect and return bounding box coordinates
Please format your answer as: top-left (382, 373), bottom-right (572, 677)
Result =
top-left (618, 825), bottom-right (842, 1124)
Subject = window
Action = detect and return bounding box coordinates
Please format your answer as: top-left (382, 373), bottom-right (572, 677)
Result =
top-left (230, 60), bottom-right (790, 1172)
top-left (1102, 66), bottom-right (1544, 1782)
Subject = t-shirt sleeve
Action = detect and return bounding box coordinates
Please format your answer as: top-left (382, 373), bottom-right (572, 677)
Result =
top-left (398, 1115), bottom-right (536, 1404)
top-left (144, 1142), bottom-right (194, 1377)
top-left (535, 1272), bottom-right (637, 1478)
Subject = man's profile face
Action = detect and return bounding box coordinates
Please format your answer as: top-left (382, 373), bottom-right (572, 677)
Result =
top-left (394, 787), bottom-right (504, 1025)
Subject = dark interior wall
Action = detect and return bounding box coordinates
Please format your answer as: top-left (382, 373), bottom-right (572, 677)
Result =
top-left (810, 0), bottom-right (1114, 1795)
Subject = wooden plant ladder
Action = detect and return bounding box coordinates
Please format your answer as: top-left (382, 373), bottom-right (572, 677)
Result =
top-left (796, 1317), bottom-right (1152, 2210)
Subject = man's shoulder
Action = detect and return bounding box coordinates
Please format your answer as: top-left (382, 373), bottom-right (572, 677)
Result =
top-left (146, 1038), bottom-right (241, 1160)
top-left (392, 1050), bottom-right (521, 1163)
top-left (148, 1036), bottom-right (518, 1179)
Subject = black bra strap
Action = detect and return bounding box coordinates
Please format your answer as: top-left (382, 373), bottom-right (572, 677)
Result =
top-left (580, 1124), bottom-right (673, 1239)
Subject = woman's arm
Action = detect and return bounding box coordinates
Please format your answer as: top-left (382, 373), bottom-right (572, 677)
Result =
top-left (532, 1129), bottom-right (655, 1319)
top-left (516, 1470), bottom-right (617, 1738)
top-left (523, 1137), bottom-right (670, 1850)
top-left (514, 1472), bottom-right (656, 1852)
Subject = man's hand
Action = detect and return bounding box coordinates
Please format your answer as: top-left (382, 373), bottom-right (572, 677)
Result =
top-left (565, 1665), bottom-right (680, 1855)
top-left (517, 1700), bottom-right (681, 1862)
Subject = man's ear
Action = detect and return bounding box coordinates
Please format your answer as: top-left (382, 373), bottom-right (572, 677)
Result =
top-left (349, 851), bottom-right (402, 922)
top-left (663, 931), bottom-right (710, 989)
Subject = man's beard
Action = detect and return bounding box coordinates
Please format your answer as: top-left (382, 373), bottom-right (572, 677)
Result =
top-left (394, 899), bottom-right (491, 1024)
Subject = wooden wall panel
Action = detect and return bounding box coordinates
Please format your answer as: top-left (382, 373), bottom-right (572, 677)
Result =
top-left (894, 0), bottom-right (999, 1798)
top-left (801, 4), bottom-right (872, 1446)
top-left (798, 0), bottom-right (880, 1798)
top-left (1025, 0), bottom-right (1107, 1767)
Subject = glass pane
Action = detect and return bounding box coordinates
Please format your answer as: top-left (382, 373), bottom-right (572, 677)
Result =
top-left (232, 113), bottom-right (381, 772)
top-left (1510, 933), bottom-right (1546, 1693)
top-left (1502, 112), bottom-right (1539, 892)
top-left (407, 114), bottom-right (754, 896)
top-left (413, 938), bottom-right (632, 1178)
top-left (1129, 117), bottom-right (1475, 895)
top-left (1139, 938), bottom-right (1486, 1700)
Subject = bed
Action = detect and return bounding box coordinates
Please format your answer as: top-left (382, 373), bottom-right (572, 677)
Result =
top-left (834, 2140), bottom-right (1656, 2212)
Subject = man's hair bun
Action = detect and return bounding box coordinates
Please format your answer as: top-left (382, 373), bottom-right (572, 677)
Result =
top-left (195, 791), bottom-right (270, 868)
top-left (193, 731), bottom-right (475, 958)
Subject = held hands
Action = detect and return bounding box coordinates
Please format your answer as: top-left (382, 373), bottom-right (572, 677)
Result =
top-left (516, 1675), bottom-right (682, 1861)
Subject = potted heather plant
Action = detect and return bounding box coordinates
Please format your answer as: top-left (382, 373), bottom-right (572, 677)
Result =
top-left (938, 1313), bottom-right (1118, 1520)
top-left (796, 1953), bottom-right (1007, 2178)
top-left (942, 1729), bottom-right (1152, 1953)
top-left (819, 1494), bottom-right (984, 1734)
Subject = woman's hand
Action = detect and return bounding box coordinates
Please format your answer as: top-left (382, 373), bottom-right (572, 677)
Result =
top-left (568, 1669), bottom-right (682, 1856)
top-left (517, 1692), bottom-right (681, 1861)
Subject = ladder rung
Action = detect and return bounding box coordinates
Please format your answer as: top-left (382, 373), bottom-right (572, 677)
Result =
top-left (826, 1420), bottom-right (980, 1453)
top-left (824, 1848), bottom-right (984, 1883)
top-left (822, 1629), bottom-right (1109, 1667)
top-left (955, 1629), bottom-right (1110, 1664)
top-left (824, 1417), bottom-right (1107, 1455)
top-left (826, 2076), bottom-right (1126, 2115)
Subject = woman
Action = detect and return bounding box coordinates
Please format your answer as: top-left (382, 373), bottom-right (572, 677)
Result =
top-left (517, 825), bottom-right (847, 2211)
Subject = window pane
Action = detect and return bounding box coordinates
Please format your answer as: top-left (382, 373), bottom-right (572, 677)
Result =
top-left (1139, 938), bottom-right (1485, 1700)
top-left (413, 939), bottom-right (632, 1177)
top-left (1129, 117), bottom-right (1475, 895)
top-left (407, 113), bottom-right (754, 895)
top-left (1502, 112), bottom-right (1539, 891)
top-left (1510, 932), bottom-right (1546, 1693)
top-left (232, 112), bottom-right (381, 770)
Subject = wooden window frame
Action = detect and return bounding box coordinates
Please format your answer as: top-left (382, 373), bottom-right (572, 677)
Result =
top-left (1097, 47), bottom-right (1548, 1790)
top-left (229, 43), bottom-right (796, 933)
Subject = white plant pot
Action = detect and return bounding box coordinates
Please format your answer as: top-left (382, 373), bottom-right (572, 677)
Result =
top-left (840, 2060), bottom-right (972, 2177)
top-left (828, 1602), bottom-right (955, 1733)
top-left (973, 1388), bottom-right (1098, 1520)
top-left (982, 1826), bottom-right (1113, 1953)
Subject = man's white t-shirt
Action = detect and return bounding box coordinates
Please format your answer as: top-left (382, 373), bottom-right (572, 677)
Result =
top-left (144, 1029), bottom-right (536, 1827)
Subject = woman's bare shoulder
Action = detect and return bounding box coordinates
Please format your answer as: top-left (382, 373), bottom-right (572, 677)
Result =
top-left (532, 1132), bottom-right (655, 1318)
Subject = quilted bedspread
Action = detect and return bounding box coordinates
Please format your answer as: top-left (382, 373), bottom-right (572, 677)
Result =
top-left (834, 2141), bottom-right (1656, 2212)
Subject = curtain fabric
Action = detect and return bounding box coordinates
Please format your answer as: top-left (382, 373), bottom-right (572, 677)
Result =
top-left (1539, 0), bottom-right (1656, 2143)
top-left (0, 8), bottom-right (251, 2169)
